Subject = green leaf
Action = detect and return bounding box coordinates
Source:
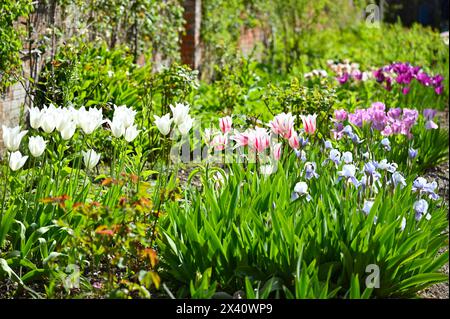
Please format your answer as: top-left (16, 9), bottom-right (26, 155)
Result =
top-left (0, 258), bottom-right (23, 285)
top-left (398, 273), bottom-right (448, 291)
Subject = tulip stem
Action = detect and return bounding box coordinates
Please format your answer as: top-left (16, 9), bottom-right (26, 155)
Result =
top-left (54, 138), bottom-right (66, 197)
top-left (81, 151), bottom-right (93, 202)
top-left (111, 140), bottom-right (116, 179)
top-left (33, 151), bottom-right (47, 223)
top-left (0, 153), bottom-right (11, 240)
top-left (23, 157), bottom-right (36, 224)
top-left (73, 134), bottom-right (87, 198)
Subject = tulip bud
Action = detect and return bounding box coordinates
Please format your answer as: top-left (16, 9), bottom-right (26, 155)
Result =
top-left (288, 129), bottom-right (299, 149)
top-left (124, 125), bottom-right (140, 142)
top-left (178, 116), bottom-right (194, 136)
top-left (219, 116), bottom-right (232, 134)
top-left (272, 143), bottom-right (282, 160)
top-left (109, 119), bottom-right (126, 138)
top-left (28, 107), bottom-right (42, 129)
top-left (9, 151), bottom-right (28, 171)
top-left (153, 114), bottom-right (172, 136)
top-left (82, 149), bottom-right (101, 170)
top-left (170, 103), bottom-right (190, 126)
top-left (2, 125), bottom-right (28, 152)
top-left (60, 121), bottom-right (77, 140)
top-left (300, 114), bottom-right (317, 135)
top-left (28, 136), bottom-right (47, 157)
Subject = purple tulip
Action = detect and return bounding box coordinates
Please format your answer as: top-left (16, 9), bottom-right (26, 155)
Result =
top-left (381, 125), bottom-right (393, 136)
top-left (373, 69), bottom-right (385, 83)
top-left (371, 102), bottom-right (386, 111)
top-left (402, 86), bottom-right (410, 95)
top-left (416, 72), bottom-right (432, 86)
top-left (387, 108), bottom-right (402, 120)
top-left (338, 73), bottom-right (349, 84)
top-left (352, 70), bottom-right (363, 81)
top-left (384, 77), bottom-right (392, 91)
top-left (334, 109), bottom-right (347, 122)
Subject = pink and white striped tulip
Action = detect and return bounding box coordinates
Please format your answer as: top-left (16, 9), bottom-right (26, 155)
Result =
top-left (219, 116), bottom-right (232, 134)
top-left (272, 143), bottom-right (282, 160)
top-left (268, 112), bottom-right (296, 139)
top-left (248, 127), bottom-right (270, 153)
top-left (300, 114), bottom-right (317, 135)
top-left (230, 131), bottom-right (249, 148)
top-left (211, 134), bottom-right (228, 151)
top-left (288, 129), bottom-right (299, 149)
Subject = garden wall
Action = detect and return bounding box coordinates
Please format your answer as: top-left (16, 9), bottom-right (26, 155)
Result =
top-left (0, 83), bottom-right (26, 153)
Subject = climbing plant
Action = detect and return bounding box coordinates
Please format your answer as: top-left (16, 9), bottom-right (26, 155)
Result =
top-left (0, 0), bottom-right (33, 92)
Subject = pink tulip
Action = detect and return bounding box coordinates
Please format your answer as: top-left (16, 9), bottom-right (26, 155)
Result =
top-left (334, 109), bottom-right (347, 122)
top-left (211, 134), bottom-right (228, 151)
top-left (231, 131), bottom-right (249, 147)
top-left (272, 143), bottom-right (282, 160)
top-left (248, 127), bottom-right (270, 153)
top-left (381, 125), bottom-right (393, 136)
top-left (268, 112), bottom-right (296, 139)
top-left (219, 116), bottom-right (232, 134)
top-left (300, 114), bottom-right (317, 135)
top-left (288, 129), bottom-right (300, 149)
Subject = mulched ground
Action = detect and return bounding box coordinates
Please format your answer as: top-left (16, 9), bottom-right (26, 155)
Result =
top-left (418, 110), bottom-right (449, 299)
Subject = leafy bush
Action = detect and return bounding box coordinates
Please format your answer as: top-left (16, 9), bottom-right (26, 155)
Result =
top-left (0, 0), bottom-right (32, 91)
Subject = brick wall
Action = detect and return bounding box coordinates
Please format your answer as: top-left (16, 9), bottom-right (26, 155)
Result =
top-left (0, 83), bottom-right (26, 152)
top-left (181, 0), bottom-right (202, 70)
top-left (238, 26), bottom-right (266, 60)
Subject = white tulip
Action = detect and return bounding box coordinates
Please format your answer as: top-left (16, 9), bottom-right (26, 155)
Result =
top-left (2, 125), bottom-right (28, 151)
top-left (82, 149), bottom-right (101, 170)
top-left (9, 151), bottom-right (28, 171)
top-left (28, 136), bottom-right (47, 157)
top-left (170, 103), bottom-right (190, 126)
top-left (78, 107), bottom-right (104, 134)
top-left (178, 116), bottom-right (194, 136)
top-left (113, 105), bottom-right (136, 128)
top-left (109, 119), bottom-right (126, 138)
top-left (60, 121), bottom-right (77, 140)
top-left (40, 107), bottom-right (57, 133)
top-left (124, 124), bottom-right (140, 142)
top-left (28, 107), bottom-right (42, 129)
top-left (69, 106), bottom-right (82, 127)
top-left (153, 114), bottom-right (172, 135)
top-left (55, 108), bottom-right (74, 132)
